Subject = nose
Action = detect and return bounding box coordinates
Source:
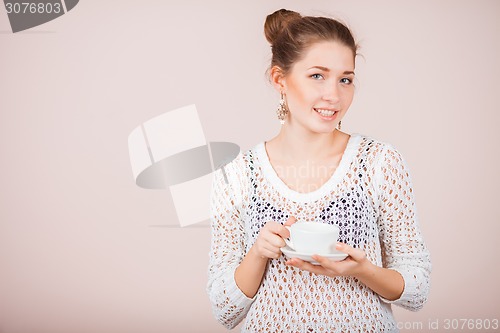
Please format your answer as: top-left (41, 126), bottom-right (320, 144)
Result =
top-left (322, 83), bottom-right (340, 103)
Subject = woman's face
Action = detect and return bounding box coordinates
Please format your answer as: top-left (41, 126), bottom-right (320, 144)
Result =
top-left (281, 41), bottom-right (355, 133)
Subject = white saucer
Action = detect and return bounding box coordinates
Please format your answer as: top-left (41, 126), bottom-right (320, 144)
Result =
top-left (281, 245), bottom-right (348, 265)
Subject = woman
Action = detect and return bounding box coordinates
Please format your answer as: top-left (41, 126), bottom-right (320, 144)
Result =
top-left (207, 9), bottom-right (431, 333)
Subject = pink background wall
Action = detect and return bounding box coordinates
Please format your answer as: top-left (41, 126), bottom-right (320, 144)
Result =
top-left (1, 1), bottom-right (499, 332)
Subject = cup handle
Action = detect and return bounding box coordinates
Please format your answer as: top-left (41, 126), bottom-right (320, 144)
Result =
top-left (283, 226), bottom-right (295, 250)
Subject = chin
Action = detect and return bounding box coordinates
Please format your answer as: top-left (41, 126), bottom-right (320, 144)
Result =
top-left (311, 125), bottom-right (337, 134)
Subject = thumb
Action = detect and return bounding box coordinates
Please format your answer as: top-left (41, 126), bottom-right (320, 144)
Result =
top-left (284, 216), bottom-right (297, 227)
top-left (279, 216), bottom-right (297, 239)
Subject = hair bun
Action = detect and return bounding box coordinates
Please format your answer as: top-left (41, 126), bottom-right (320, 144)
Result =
top-left (264, 9), bottom-right (301, 46)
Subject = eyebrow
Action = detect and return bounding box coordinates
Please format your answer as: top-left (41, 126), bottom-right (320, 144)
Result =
top-left (308, 66), bottom-right (355, 75)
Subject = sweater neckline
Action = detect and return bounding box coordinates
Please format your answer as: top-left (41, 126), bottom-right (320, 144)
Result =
top-left (253, 133), bottom-right (362, 203)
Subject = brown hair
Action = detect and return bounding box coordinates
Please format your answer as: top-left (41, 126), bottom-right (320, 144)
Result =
top-left (264, 9), bottom-right (358, 75)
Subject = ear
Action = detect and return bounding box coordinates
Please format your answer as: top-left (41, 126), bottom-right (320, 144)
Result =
top-left (270, 66), bottom-right (287, 93)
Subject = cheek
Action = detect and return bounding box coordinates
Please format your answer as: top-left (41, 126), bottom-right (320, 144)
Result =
top-left (287, 81), bottom-right (307, 106)
top-left (342, 88), bottom-right (355, 105)
top-left (288, 79), bottom-right (302, 96)
top-left (289, 81), bottom-right (317, 107)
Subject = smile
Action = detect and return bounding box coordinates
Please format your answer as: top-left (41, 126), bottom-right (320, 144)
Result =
top-left (314, 108), bottom-right (338, 117)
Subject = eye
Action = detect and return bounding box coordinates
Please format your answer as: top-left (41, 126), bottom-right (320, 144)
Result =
top-left (340, 77), bottom-right (353, 85)
top-left (310, 73), bottom-right (324, 80)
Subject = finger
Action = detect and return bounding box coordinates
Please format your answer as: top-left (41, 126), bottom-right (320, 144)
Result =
top-left (311, 254), bottom-right (356, 276)
top-left (336, 243), bottom-right (366, 261)
top-left (262, 247), bottom-right (281, 259)
top-left (262, 232), bottom-right (286, 249)
top-left (262, 222), bottom-right (287, 241)
top-left (286, 258), bottom-right (325, 275)
top-left (265, 244), bottom-right (281, 257)
top-left (311, 254), bottom-right (336, 269)
top-left (283, 216), bottom-right (297, 227)
top-left (277, 216), bottom-right (296, 239)
top-left (266, 221), bottom-right (292, 239)
top-left (274, 237), bottom-right (286, 249)
top-left (285, 257), bottom-right (306, 267)
top-left (262, 241), bottom-right (286, 255)
top-left (264, 221), bottom-right (282, 232)
top-left (276, 225), bottom-right (291, 239)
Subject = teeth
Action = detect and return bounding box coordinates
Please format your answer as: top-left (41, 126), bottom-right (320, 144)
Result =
top-left (315, 108), bottom-right (336, 117)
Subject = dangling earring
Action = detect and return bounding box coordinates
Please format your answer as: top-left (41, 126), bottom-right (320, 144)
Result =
top-left (337, 120), bottom-right (342, 130)
top-left (276, 92), bottom-right (289, 125)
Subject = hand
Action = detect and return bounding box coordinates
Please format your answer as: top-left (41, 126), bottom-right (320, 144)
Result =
top-left (251, 216), bottom-right (296, 260)
top-left (285, 242), bottom-right (374, 278)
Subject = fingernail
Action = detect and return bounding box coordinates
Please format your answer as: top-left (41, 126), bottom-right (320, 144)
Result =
top-left (336, 243), bottom-right (342, 249)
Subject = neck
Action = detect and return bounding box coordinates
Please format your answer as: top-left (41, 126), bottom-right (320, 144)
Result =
top-left (271, 123), bottom-right (344, 161)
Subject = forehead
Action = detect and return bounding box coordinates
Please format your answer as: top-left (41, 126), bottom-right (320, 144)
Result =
top-left (293, 41), bottom-right (355, 71)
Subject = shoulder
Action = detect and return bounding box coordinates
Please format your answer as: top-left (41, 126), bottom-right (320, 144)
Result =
top-left (352, 133), bottom-right (403, 163)
top-left (354, 134), bottom-right (415, 187)
top-left (351, 133), bottom-right (414, 181)
top-left (211, 142), bottom-right (263, 187)
top-left (223, 142), bottom-right (261, 171)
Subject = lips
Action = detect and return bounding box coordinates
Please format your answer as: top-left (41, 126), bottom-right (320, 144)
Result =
top-left (314, 108), bottom-right (339, 117)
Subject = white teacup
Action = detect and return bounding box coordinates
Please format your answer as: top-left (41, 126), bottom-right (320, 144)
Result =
top-left (284, 222), bottom-right (339, 254)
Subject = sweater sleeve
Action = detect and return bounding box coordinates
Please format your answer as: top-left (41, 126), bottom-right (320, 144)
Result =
top-left (375, 145), bottom-right (432, 311)
top-left (206, 154), bottom-right (256, 329)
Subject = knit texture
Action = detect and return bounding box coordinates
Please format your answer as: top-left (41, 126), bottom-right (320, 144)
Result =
top-left (207, 133), bottom-right (431, 333)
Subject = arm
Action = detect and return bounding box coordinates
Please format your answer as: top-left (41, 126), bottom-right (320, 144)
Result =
top-left (286, 241), bottom-right (406, 301)
top-left (374, 145), bottom-right (432, 311)
top-left (207, 156), bottom-right (294, 328)
top-left (285, 145), bottom-right (431, 309)
top-left (234, 247), bottom-right (268, 298)
top-left (207, 157), bottom-right (255, 329)
top-left (235, 217), bottom-right (295, 298)
top-left (355, 257), bottom-right (404, 301)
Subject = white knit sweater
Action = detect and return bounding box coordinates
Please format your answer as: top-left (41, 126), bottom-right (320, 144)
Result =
top-left (207, 133), bottom-right (431, 333)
